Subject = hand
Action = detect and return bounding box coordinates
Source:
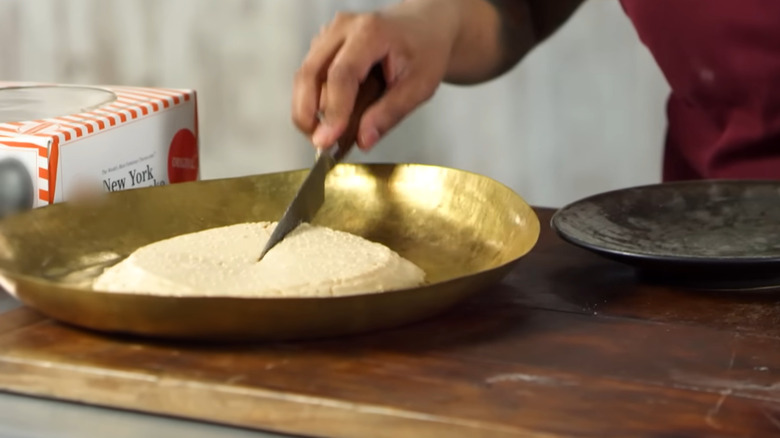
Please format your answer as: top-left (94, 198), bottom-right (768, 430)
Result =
top-left (292, 1), bottom-right (460, 151)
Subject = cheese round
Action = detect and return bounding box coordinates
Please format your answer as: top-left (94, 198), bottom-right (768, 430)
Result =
top-left (92, 222), bottom-right (426, 297)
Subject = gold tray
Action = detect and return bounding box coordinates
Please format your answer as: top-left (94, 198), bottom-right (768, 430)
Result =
top-left (0, 163), bottom-right (539, 341)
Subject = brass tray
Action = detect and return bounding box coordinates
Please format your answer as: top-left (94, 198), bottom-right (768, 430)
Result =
top-left (0, 163), bottom-right (540, 341)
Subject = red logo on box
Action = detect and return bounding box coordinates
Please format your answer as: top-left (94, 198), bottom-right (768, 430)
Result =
top-left (167, 128), bottom-right (198, 183)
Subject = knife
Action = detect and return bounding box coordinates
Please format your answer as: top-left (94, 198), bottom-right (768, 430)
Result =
top-left (258, 64), bottom-right (386, 260)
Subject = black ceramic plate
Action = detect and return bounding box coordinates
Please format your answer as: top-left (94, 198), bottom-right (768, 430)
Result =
top-left (551, 180), bottom-right (780, 291)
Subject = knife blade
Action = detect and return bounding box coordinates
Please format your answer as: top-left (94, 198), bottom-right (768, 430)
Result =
top-left (258, 64), bottom-right (386, 260)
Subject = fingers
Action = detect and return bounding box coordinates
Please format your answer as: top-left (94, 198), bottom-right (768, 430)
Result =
top-left (292, 9), bottom-right (445, 152)
top-left (291, 24), bottom-right (345, 139)
top-left (312, 16), bottom-right (390, 149)
top-left (318, 84), bottom-right (327, 114)
top-left (356, 75), bottom-right (437, 150)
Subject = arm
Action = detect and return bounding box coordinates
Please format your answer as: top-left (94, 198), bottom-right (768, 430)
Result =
top-left (446, 0), bottom-right (585, 84)
top-left (291, 0), bottom-right (586, 150)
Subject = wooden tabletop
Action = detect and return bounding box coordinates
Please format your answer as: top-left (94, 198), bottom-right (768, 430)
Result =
top-left (1, 207), bottom-right (780, 438)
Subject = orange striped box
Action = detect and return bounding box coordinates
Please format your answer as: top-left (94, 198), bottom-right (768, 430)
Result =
top-left (0, 83), bottom-right (199, 216)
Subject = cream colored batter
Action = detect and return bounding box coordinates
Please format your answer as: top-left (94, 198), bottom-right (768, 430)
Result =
top-left (92, 222), bottom-right (426, 297)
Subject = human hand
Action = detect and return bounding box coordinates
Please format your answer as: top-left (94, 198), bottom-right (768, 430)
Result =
top-left (292, 0), bottom-right (460, 151)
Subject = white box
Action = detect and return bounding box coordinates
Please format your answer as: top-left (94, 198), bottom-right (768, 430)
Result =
top-left (0, 83), bottom-right (200, 217)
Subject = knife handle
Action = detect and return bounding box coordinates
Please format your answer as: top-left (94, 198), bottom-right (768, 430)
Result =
top-left (333, 63), bottom-right (387, 162)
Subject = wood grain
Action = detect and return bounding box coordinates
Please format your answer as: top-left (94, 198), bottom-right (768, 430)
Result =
top-left (1, 208), bottom-right (780, 437)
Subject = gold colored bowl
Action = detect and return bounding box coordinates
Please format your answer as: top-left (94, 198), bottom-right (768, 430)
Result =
top-left (0, 163), bottom-right (539, 341)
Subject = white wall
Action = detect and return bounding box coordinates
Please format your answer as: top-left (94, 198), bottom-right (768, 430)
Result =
top-left (0, 0), bottom-right (670, 207)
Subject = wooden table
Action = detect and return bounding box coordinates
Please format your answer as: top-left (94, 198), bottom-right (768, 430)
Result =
top-left (1, 207), bottom-right (779, 438)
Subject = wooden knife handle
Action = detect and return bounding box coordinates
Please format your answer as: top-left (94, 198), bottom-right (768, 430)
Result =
top-left (333, 64), bottom-right (387, 162)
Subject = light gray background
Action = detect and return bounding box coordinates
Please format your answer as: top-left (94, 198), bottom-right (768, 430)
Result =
top-left (0, 0), bottom-right (670, 208)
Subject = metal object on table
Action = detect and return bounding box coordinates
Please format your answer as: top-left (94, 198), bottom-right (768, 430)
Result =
top-left (0, 157), bottom-right (35, 220)
top-left (0, 163), bottom-right (540, 341)
top-left (551, 179), bottom-right (780, 291)
top-left (259, 64), bottom-right (386, 260)
top-left (256, 150), bottom-right (333, 261)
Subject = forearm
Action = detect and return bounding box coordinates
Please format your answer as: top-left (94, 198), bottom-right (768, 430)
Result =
top-left (403, 0), bottom-right (584, 85)
top-left (446, 0), bottom-right (534, 84)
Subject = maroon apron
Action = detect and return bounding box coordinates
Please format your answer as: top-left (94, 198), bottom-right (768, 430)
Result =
top-left (619, 0), bottom-right (780, 181)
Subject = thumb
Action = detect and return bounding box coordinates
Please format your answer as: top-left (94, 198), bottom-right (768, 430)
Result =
top-left (356, 75), bottom-right (438, 150)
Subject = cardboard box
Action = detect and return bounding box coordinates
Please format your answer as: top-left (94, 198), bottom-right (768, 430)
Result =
top-left (0, 83), bottom-right (199, 217)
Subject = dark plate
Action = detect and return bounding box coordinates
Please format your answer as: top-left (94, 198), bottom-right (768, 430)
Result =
top-left (550, 180), bottom-right (780, 291)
